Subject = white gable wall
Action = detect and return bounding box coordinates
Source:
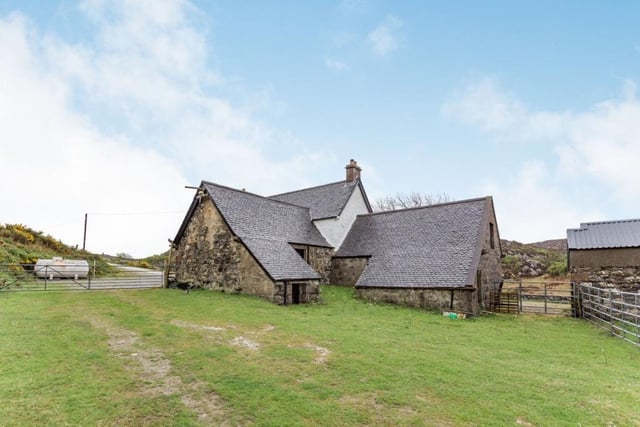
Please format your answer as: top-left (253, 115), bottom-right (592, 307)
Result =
top-left (313, 186), bottom-right (370, 248)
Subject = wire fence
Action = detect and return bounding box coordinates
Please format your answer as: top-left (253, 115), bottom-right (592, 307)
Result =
top-left (577, 283), bottom-right (640, 347)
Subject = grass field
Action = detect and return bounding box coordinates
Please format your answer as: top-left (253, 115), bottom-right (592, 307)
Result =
top-left (1, 286), bottom-right (639, 426)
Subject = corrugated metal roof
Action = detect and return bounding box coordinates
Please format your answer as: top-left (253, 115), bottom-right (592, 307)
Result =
top-left (567, 219), bottom-right (640, 249)
top-left (203, 182), bottom-right (330, 281)
top-left (269, 179), bottom-right (368, 220)
top-left (336, 197), bottom-right (489, 289)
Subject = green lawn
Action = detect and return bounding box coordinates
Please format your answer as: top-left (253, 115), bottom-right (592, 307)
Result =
top-left (1, 286), bottom-right (638, 426)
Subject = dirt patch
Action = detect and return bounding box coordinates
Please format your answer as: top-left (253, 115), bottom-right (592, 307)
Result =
top-left (88, 317), bottom-right (236, 424)
top-left (230, 336), bottom-right (260, 351)
top-left (171, 319), bottom-right (227, 332)
top-left (304, 343), bottom-right (330, 364)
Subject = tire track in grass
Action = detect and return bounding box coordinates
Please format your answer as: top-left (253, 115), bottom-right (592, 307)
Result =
top-left (87, 317), bottom-right (242, 426)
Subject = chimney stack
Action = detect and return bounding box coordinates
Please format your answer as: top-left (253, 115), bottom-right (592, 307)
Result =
top-left (345, 159), bottom-right (362, 182)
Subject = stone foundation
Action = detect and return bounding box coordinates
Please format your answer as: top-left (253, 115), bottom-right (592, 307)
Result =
top-left (356, 287), bottom-right (478, 315)
top-left (274, 280), bottom-right (321, 305)
top-left (571, 266), bottom-right (640, 292)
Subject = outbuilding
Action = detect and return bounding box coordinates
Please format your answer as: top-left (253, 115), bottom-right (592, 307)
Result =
top-left (567, 219), bottom-right (640, 291)
top-left (332, 197), bottom-right (503, 315)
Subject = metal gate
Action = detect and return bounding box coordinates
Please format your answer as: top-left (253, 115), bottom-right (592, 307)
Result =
top-left (0, 263), bottom-right (163, 291)
top-left (491, 280), bottom-right (576, 315)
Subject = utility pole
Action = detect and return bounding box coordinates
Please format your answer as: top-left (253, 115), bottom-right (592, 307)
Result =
top-left (82, 213), bottom-right (88, 251)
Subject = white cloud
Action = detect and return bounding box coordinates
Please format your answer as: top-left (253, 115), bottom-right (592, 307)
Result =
top-left (0, 1), bottom-right (329, 257)
top-left (325, 57), bottom-right (350, 71)
top-left (441, 77), bottom-right (569, 140)
top-left (0, 12), bottom-right (191, 257)
top-left (482, 163), bottom-right (602, 242)
top-left (445, 77), bottom-right (640, 200)
top-left (444, 76), bottom-right (640, 241)
top-left (368, 15), bottom-right (403, 57)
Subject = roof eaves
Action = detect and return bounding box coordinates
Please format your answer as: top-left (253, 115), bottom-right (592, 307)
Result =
top-left (312, 215), bottom-right (339, 221)
top-left (334, 178), bottom-right (373, 217)
top-left (335, 180), bottom-right (358, 217)
top-left (173, 181), bottom-right (209, 245)
top-left (356, 179), bottom-right (373, 214)
top-left (355, 284), bottom-right (475, 290)
top-left (463, 197), bottom-right (489, 288)
top-left (287, 240), bottom-right (334, 249)
top-left (332, 254), bottom-right (372, 259)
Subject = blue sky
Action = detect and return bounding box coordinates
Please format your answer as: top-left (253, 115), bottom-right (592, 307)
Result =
top-left (2, 0), bottom-right (640, 256)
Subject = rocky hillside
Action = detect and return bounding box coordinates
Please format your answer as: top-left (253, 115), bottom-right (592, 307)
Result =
top-left (0, 223), bottom-right (115, 275)
top-left (501, 239), bottom-right (568, 279)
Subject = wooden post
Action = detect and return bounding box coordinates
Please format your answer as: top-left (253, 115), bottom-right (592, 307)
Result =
top-left (82, 213), bottom-right (88, 251)
top-left (518, 281), bottom-right (523, 313)
top-left (283, 282), bottom-right (288, 305)
top-left (164, 244), bottom-right (173, 288)
top-left (544, 282), bottom-right (548, 314)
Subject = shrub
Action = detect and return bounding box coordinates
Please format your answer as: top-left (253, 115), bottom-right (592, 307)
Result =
top-left (547, 260), bottom-right (568, 277)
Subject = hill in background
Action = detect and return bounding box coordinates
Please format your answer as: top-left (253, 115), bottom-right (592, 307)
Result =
top-left (2, 223), bottom-right (566, 280)
top-left (501, 238), bottom-right (568, 279)
top-left (0, 224), bottom-right (164, 274)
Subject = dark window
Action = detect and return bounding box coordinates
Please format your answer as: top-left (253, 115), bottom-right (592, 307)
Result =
top-left (489, 223), bottom-right (495, 249)
top-left (294, 248), bottom-right (307, 261)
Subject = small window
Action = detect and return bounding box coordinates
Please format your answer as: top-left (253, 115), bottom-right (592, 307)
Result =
top-left (489, 223), bottom-right (495, 249)
top-left (294, 248), bottom-right (307, 261)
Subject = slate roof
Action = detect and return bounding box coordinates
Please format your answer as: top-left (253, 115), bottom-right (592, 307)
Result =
top-left (567, 219), bottom-right (640, 250)
top-left (199, 182), bottom-right (330, 281)
top-left (336, 198), bottom-right (490, 288)
top-left (269, 179), bottom-right (371, 220)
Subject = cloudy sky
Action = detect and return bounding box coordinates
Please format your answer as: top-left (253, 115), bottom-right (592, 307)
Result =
top-left (2, 0), bottom-right (640, 257)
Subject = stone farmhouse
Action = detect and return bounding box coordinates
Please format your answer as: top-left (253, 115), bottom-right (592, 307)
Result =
top-left (172, 160), bottom-right (503, 314)
top-left (568, 219), bottom-right (640, 291)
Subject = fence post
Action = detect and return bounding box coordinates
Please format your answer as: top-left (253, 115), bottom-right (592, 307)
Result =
top-left (636, 293), bottom-right (639, 346)
top-left (609, 290), bottom-right (614, 336)
top-left (44, 266), bottom-right (48, 291)
top-left (518, 281), bottom-right (522, 312)
top-left (544, 282), bottom-right (548, 314)
top-left (89, 260), bottom-right (94, 290)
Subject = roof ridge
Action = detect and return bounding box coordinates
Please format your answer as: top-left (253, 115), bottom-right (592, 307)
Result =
top-left (202, 180), bottom-right (313, 213)
top-left (580, 218), bottom-right (640, 227)
top-left (268, 179), bottom-right (351, 198)
top-left (360, 196), bottom-right (489, 217)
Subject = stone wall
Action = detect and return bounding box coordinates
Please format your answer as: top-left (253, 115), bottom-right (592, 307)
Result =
top-left (330, 257), bottom-right (369, 286)
top-left (307, 246), bottom-right (334, 284)
top-left (355, 287), bottom-right (475, 314)
top-left (478, 213), bottom-right (503, 311)
top-left (570, 266), bottom-right (640, 292)
top-left (174, 197), bottom-right (275, 298)
top-left (569, 247), bottom-right (640, 291)
top-left (274, 280), bottom-right (321, 305)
